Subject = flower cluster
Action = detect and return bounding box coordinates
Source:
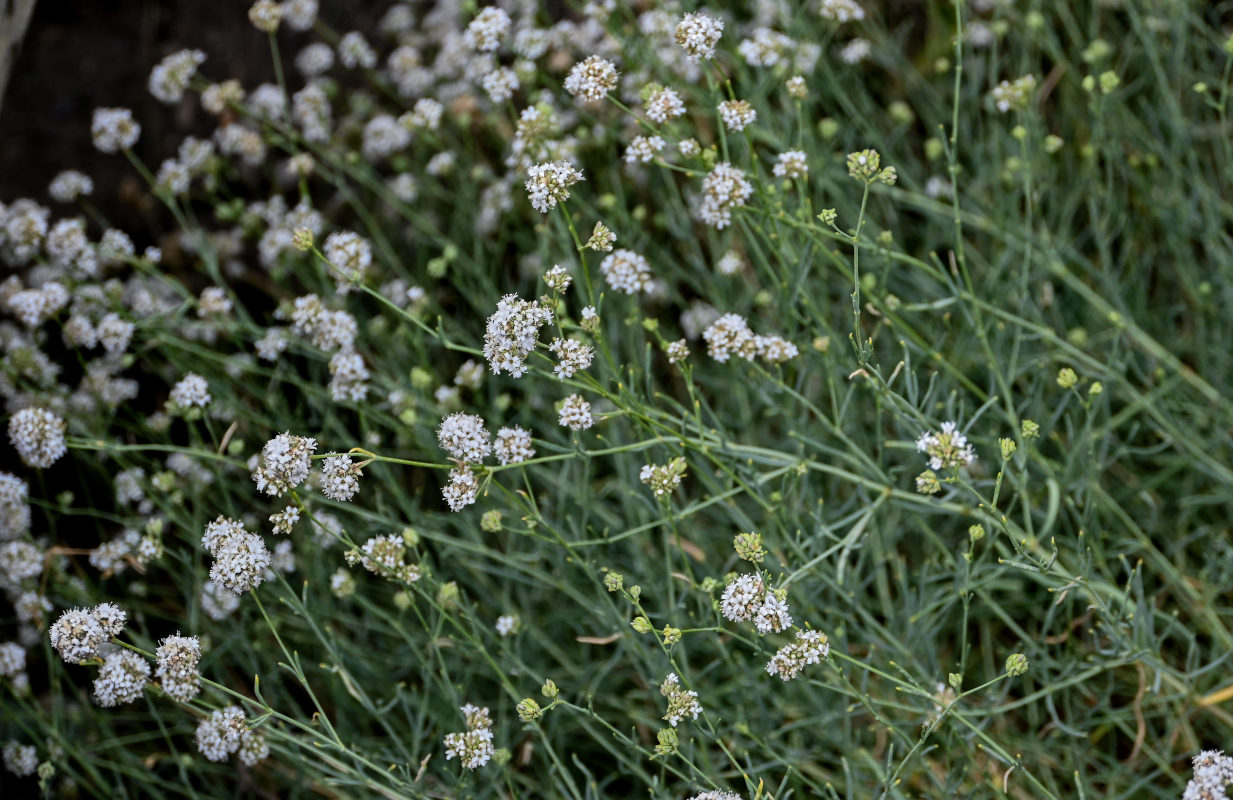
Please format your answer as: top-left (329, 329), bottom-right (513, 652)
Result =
top-left (49, 603), bottom-right (126, 663)
top-left (252, 432), bottom-right (318, 496)
top-left (558, 394), bottom-right (594, 431)
top-left (347, 534), bottom-right (421, 583)
top-left (766, 629), bottom-right (830, 681)
top-left (443, 703), bottom-right (496, 769)
top-left (702, 314), bottom-right (798, 364)
top-left (2, 742), bottom-right (37, 777)
top-left (8, 407), bottom-right (68, 468)
top-left (563, 56), bottom-right (618, 103)
top-left (674, 12), bottom-right (724, 61)
top-left (644, 87), bottom-right (685, 123)
top-left (320, 455), bottom-right (364, 501)
top-left (599, 248), bottom-right (653, 295)
top-left (483, 294), bottom-right (553, 377)
top-left (493, 426), bottom-right (535, 465)
top-left (915, 422), bottom-right (976, 470)
top-left (820, 0), bottom-right (867, 22)
top-left (93, 648), bottom-right (151, 707)
top-left (438, 412), bottom-right (493, 462)
top-left (196, 705), bottom-right (268, 766)
top-left (991, 75), bottom-right (1037, 113)
top-left (586, 221), bottom-right (616, 252)
top-left (639, 457), bottom-right (687, 498)
top-left (548, 338), bottom-right (594, 379)
top-left (525, 160), bottom-right (584, 213)
top-left (155, 634), bottom-right (203, 702)
top-left (772, 150), bottom-right (808, 180)
top-left (847, 149), bottom-right (897, 185)
top-left (660, 672), bottom-right (702, 727)
top-left (720, 573), bottom-right (792, 634)
top-left (718, 100), bottom-right (757, 132)
top-left (698, 163), bottom-right (752, 229)
top-left (148, 49), bottom-right (206, 104)
top-left (201, 516), bottom-right (271, 594)
top-left (463, 7), bottom-right (511, 52)
top-left (1184, 751), bottom-right (1233, 800)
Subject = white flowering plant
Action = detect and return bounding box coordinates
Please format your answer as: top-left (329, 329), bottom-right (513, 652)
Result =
top-left (0, 2), bottom-right (1230, 799)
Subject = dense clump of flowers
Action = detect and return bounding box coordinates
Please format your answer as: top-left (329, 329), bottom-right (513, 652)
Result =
top-left (992, 75), bottom-right (1037, 112)
top-left (347, 534), bottom-right (421, 583)
top-left (772, 150), bottom-right (808, 180)
top-left (320, 455), bottom-right (364, 501)
top-left (483, 294), bottom-right (552, 377)
top-left (148, 49), bottom-right (206, 103)
top-left (1184, 750), bottom-right (1233, 800)
top-left (494, 426), bottom-right (535, 465)
top-left (820, 0), bottom-right (867, 22)
top-left (463, 7), bottom-right (511, 52)
top-left (563, 56), bottom-right (618, 103)
top-left (91, 107), bottom-right (141, 152)
top-left (548, 338), bottom-right (594, 378)
top-left (196, 705), bottom-right (266, 766)
top-left (766, 630), bottom-right (830, 681)
top-left (438, 413), bottom-right (492, 462)
top-left (169, 372), bottom-right (211, 412)
top-left (660, 672), bottom-right (702, 727)
top-left (558, 395), bottom-right (594, 431)
top-left (640, 458), bottom-right (687, 497)
top-left (252, 433), bottom-right (318, 496)
top-left (599, 248), bottom-right (652, 295)
top-left (718, 100), bottom-right (756, 132)
top-left (721, 573), bottom-right (792, 634)
top-left (201, 516), bottom-right (271, 594)
top-left (525, 160), bottom-right (584, 213)
top-left (442, 466), bottom-right (480, 512)
top-left (49, 604), bottom-right (125, 664)
top-left (644, 87), bottom-right (685, 123)
top-left (93, 649), bottom-right (150, 706)
top-left (698, 163), bottom-right (752, 229)
top-left (155, 634), bottom-right (203, 702)
top-left (0, 473), bottom-right (30, 540)
top-left (2, 742), bottom-right (37, 777)
top-left (443, 704), bottom-right (495, 769)
top-left (916, 422), bottom-right (976, 470)
top-left (8, 407), bottom-right (68, 468)
top-left (674, 12), bottom-right (723, 60)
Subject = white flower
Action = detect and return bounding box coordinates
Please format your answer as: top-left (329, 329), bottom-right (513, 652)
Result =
top-left (548, 338), bottom-right (595, 379)
top-left (558, 395), bottom-right (594, 431)
top-left (772, 150), bottom-right (808, 179)
top-left (91, 108), bottom-right (141, 153)
top-left (718, 100), bottom-right (757, 132)
top-left (564, 55), bottom-right (619, 103)
top-left (464, 7), bottom-right (511, 52)
top-left (438, 413), bottom-right (492, 462)
top-left (148, 49), bottom-right (206, 103)
top-left (8, 408), bottom-right (67, 468)
top-left (644, 87), bottom-right (685, 123)
top-left (494, 426), bottom-right (535, 465)
top-left (624, 135), bottom-right (666, 164)
top-left (674, 12), bottom-right (724, 60)
top-left (525, 160), bottom-right (584, 213)
top-left (483, 294), bottom-right (552, 377)
top-left (915, 422), bottom-right (977, 470)
top-left (698, 163), bottom-right (752, 229)
top-left (599, 248), bottom-right (652, 295)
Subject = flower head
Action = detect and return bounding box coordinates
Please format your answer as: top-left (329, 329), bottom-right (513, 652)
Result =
top-left (915, 422), bottom-right (976, 470)
top-left (525, 160), bottom-right (584, 213)
top-left (563, 56), bottom-right (619, 103)
top-left (675, 12), bottom-right (724, 60)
